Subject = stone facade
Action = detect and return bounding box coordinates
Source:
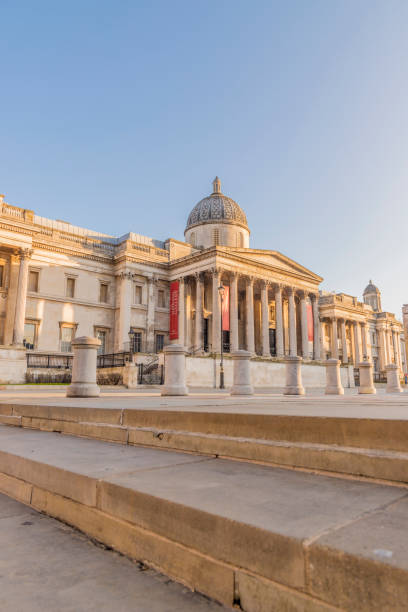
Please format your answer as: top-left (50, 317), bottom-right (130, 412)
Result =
top-left (0, 179), bottom-right (404, 383)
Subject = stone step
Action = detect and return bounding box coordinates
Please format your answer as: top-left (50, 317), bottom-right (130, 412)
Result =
top-left (1, 402), bottom-right (408, 484)
top-left (0, 425), bottom-right (407, 611)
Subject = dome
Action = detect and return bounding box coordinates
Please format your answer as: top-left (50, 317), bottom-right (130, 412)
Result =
top-left (363, 280), bottom-right (380, 295)
top-left (185, 177), bottom-right (249, 232)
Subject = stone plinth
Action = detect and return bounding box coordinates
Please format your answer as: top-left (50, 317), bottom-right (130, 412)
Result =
top-left (123, 363), bottom-right (139, 389)
top-left (284, 356), bottom-right (305, 395)
top-left (161, 344), bottom-right (188, 396)
top-left (0, 346), bottom-right (27, 384)
top-left (325, 359), bottom-right (344, 395)
top-left (230, 350), bottom-right (253, 396)
top-left (385, 363), bottom-right (402, 393)
top-left (67, 336), bottom-right (101, 398)
top-left (358, 361), bottom-right (376, 395)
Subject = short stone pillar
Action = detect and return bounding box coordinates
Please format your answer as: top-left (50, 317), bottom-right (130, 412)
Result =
top-left (230, 350), bottom-right (253, 395)
top-left (67, 336), bottom-right (101, 398)
top-left (325, 359), bottom-right (344, 395)
top-left (123, 363), bottom-right (139, 389)
top-left (358, 361), bottom-right (376, 394)
top-left (161, 344), bottom-right (188, 396)
top-left (385, 363), bottom-right (402, 393)
top-left (283, 356), bottom-right (305, 395)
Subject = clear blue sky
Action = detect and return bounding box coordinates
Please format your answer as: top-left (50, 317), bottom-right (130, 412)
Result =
top-left (1, 0), bottom-right (407, 317)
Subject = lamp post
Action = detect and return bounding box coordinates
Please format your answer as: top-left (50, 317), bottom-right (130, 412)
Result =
top-left (218, 285), bottom-right (225, 389)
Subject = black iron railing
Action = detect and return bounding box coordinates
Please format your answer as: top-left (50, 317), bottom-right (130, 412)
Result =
top-left (27, 354), bottom-right (73, 369)
top-left (97, 352), bottom-right (132, 368)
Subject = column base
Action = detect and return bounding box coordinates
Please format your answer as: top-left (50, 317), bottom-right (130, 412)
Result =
top-left (325, 385), bottom-right (344, 395)
top-left (67, 383), bottom-right (100, 398)
top-left (284, 385), bottom-right (305, 396)
top-left (358, 386), bottom-right (376, 395)
top-left (230, 384), bottom-right (254, 396)
top-left (161, 385), bottom-right (188, 396)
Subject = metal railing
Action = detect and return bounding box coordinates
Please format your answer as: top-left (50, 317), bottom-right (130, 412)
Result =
top-left (97, 352), bottom-right (132, 368)
top-left (27, 354), bottom-right (73, 369)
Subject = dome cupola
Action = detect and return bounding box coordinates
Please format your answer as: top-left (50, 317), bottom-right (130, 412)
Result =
top-left (185, 178), bottom-right (250, 249)
top-left (363, 280), bottom-right (382, 312)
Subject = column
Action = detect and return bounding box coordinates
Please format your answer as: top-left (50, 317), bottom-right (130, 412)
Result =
top-left (396, 332), bottom-right (403, 371)
top-left (178, 277), bottom-right (185, 347)
top-left (13, 248), bottom-right (31, 345)
top-left (115, 271), bottom-right (132, 352)
top-left (146, 276), bottom-right (155, 353)
top-left (392, 329), bottom-right (398, 365)
top-left (378, 326), bottom-right (386, 371)
top-left (331, 317), bottom-right (339, 359)
top-left (353, 322), bottom-right (360, 364)
top-left (230, 272), bottom-right (239, 352)
top-left (340, 319), bottom-right (348, 364)
top-left (287, 288), bottom-right (297, 357)
top-left (211, 269), bottom-right (221, 353)
top-left (194, 272), bottom-right (203, 352)
top-left (361, 323), bottom-right (368, 360)
top-left (300, 291), bottom-right (308, 359)
top-left (4, 252), bottom-right (21, 345)
top-left (246, 277), bottom-right (255, 354)
top-left (311, 294), bottom-right (321, 360)
top-left (275, 284), bottom-right (284, 358)
top-left (261, 281), bottom-right (270, 357)
top-left (365, 324), bottom-right (372, 362)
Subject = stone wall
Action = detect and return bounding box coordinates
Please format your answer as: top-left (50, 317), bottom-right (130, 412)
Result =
top-left (186, 355), bottom-right (355, 389)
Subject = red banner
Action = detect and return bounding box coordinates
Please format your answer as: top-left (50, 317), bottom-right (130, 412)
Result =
top-left (169, 281), bottom-right (179, 340)
top-left (307, 303), bottom-right (314, 342)
top-left (221, 286), bottom-right (230, 331)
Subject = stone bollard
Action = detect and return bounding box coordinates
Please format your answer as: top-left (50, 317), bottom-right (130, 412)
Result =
top-left (161, 344), bottom-right (188, 396)
top-left (230, 350), bottom-right (253, 395)
top-left (385, 364), bottom-right (402, 393)
top-left (67, 336), bottom-right (101, 398)
top-left (284, 356), bottom-right (305, 395)
top-left (358, 361), bottom-right (376, 394)
top-left (325, 359), bottom-right (344, 395)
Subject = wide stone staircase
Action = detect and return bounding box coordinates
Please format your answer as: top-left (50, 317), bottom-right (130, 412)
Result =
top-left (0, 400), bottom-right (407, 610)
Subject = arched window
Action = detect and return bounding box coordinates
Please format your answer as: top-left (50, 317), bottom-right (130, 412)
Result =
top-left (237, 232), bottom-right (244, 247)
top-left (213, 228), bottom-right (220, 246)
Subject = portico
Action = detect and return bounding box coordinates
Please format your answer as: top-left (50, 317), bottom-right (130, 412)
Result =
top-left (170, 252), bottom-right (322, 360)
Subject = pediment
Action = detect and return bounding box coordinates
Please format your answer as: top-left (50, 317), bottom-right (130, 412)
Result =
top-left (227, 248), bottom-right (322, 282)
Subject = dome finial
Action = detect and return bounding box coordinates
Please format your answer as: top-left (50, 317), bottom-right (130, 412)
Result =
top-left (212, 176), bottom-right (221, 194)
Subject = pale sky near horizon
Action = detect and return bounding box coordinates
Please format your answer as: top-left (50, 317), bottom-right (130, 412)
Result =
top-left (1, 1), bottom-right (407, 317)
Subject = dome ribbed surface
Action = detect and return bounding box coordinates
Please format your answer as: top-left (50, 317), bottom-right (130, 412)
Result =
top-left (186, 193), bottom-right (248, 231)
top-left (363, 281), bottom-right (380, 295)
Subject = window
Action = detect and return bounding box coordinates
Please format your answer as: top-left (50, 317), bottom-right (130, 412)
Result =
top-left (96, 330), bottom-right (106, 354)
top-left (237, 232), bottom-right (244, 247)
top-left (158, 289), bottom-right (165, 308)
top-left (134, 285), bottom-right (142, 304)
top-left (155, 334), bottom-right (164, 353)
top-left (212, 229), bottom-right (220, 246)
top-left (190, 232), bottom-right (196, 247)
top-left (66, 277), bottom-right (76, 298)
top-left (61, 327), bottom-right (74, 352)
top-left (23, 323), bottom-right (36, 350)
top-left (28, 270), bottom-right (39, 293)
top-left (99, 283), bottom-right (108, 303)
top-left (130, 331), bottom-right (142, 353)
top-left (0, 265), bottom-right (4, 287)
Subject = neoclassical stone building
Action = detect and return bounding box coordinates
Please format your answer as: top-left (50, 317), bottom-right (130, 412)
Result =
top-left (0, 179), bottom-right (404, 383)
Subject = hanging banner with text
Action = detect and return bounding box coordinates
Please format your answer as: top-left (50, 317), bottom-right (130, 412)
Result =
top-left (169, 281), bottom-right (179, 340)
top-left (221, 285), bottom-right (230, 331)
top-left (307, 303), bottom-right (314, 342)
